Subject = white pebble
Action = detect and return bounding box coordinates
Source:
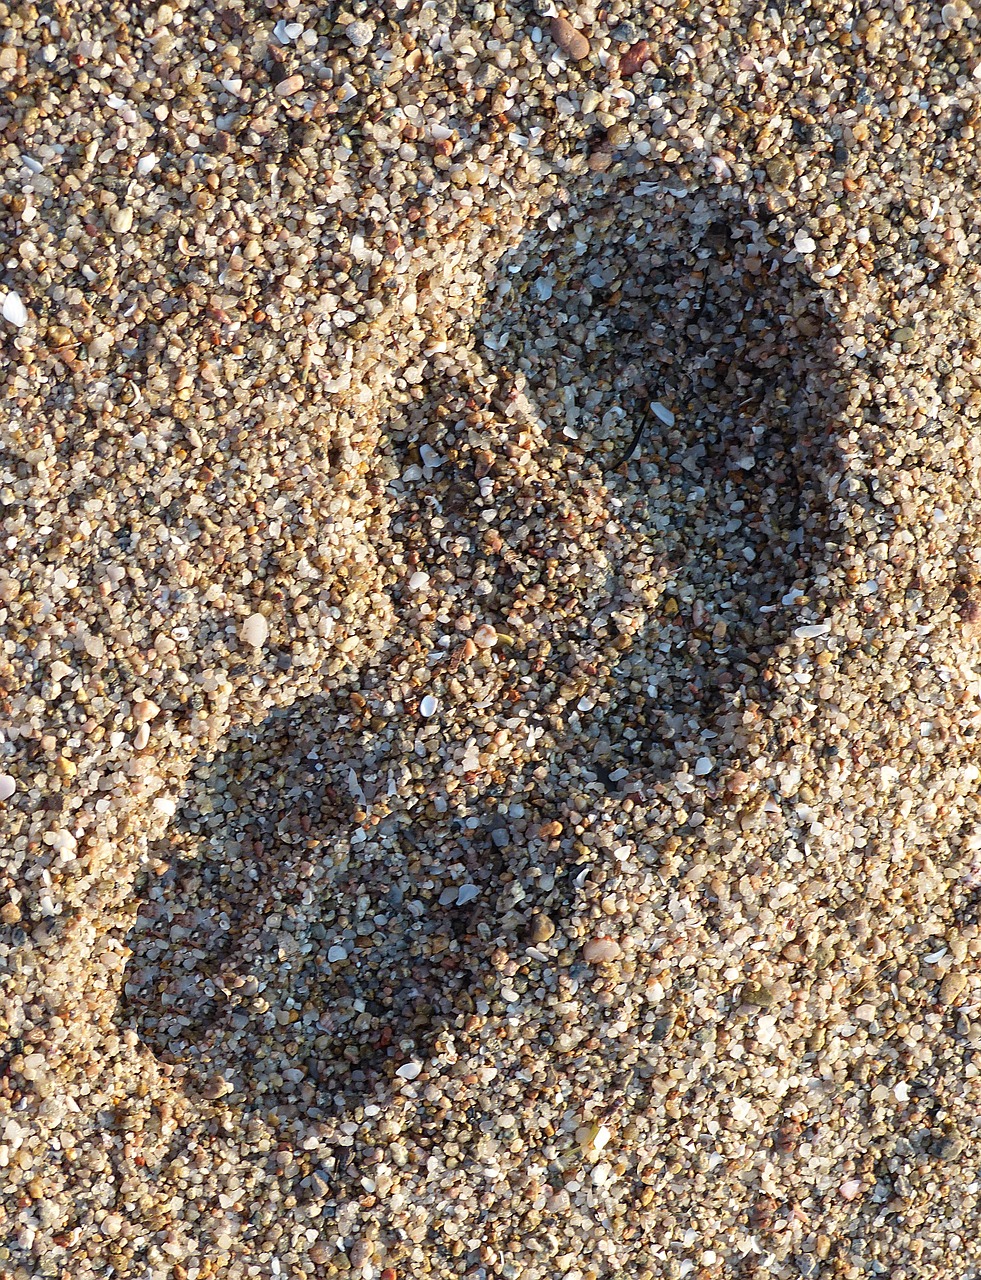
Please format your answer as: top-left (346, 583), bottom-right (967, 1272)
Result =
top-left (2, 291), bottom-right (27, 328)
top-left (408, 570), bottom-right (430, 591)
top-left (327, 945), bottom-right (347, 963)
top-left (578, 1122), bottom-right (611, 1152)
top-left (0, 775), bottom-right (15, 801)
top-left (583, 936), bottom-right (623, 963)
top-left (651, 401), bottom-right (675, 427)
top-left (46, 828), bottom-right (77, 856)
top-left (456, 884), bottom-right (480, 906)
top-left (419, 694), bottom-right (438, 718)
top-left (240, 613), bottom-right (269, 647)
top-left (794, 230), bottom-right (817, 253)
top-left (134, 723), bottom-right (150, 750)
top-left (346, 20), bottom-right (374, 47)
top-left (396, 1061), bottom-right (422, 1081)
top-left (694, 756), bottom-right (713, 776)
top-left (473, 624), bottom-right (498, 650)
top-left (794, 622), bottom-right (831, 639)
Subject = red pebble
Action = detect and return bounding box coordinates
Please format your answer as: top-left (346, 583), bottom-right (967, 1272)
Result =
top-left (620, 39), bottom-right (651, 76)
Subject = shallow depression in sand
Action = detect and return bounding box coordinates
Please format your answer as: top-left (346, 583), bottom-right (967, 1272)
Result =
top-left (117, 186), bottom-right (848, 1121)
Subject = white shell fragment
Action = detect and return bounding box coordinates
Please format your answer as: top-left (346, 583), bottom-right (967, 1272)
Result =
top-left (240, 613), bottom-right (269, 648)
top-left (473, 624), bottom-right (498, 650)
top-left (794, 622), bottom-right (832, 639)
top-left (577, 1122), bottom-right (612, 1154)
top-left (2, 291), bottom-right (27, 327)
top-left (650, 401), bottom-right (675, 427)
top-left (396, 1061), bottom-right (422, 1081)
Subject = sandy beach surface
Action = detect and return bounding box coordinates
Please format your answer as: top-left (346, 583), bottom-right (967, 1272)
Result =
top-left (3, 1), bottom-right (981, 1277)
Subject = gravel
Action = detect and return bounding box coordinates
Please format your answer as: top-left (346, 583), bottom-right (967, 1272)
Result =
top-left (1, 2), bottom-right (981, 1278)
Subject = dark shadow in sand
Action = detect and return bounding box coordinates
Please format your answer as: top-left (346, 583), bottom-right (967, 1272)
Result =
top-left (115, 181), bottom-right (843, 1125)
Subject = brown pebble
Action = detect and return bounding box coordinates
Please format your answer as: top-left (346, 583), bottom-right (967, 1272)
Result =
top-left (583, 936), bottom-right (622, 963)
top-left (743, 981), bottom-right (775, 1008)
top-left (620, 39), bottom-right (651, 76)
top-left (766, 156), bottom-right (795, 191)
top-left (588, 147), bottom-right (614, 172)
top-left (1, 902), bottom-right (21, 925)
top-left (55, 755), bottom-right (77, 779)
top-left (132, 699), bottom-right (161, 724)
top-left (275, 73), bottom-right (304, 97)
top-left (530, 912), bottom-right (556, 944)
top-left (46, 324), bottom-right (73, 347)
top-left (726, 770), bottom-right (752, 795)
top-left (940, 971), bottom-right (968, 1006)
top-left (551, 16), bottom-right (590, 61)
top-left (349, 1241), bottom-right (372, 1268)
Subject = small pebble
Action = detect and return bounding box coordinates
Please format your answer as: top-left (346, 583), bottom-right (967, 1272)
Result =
top-left (2, 291), bottom-right (27, 327)
top-left (619, 39), bottom-right (651, 76)
top-left (274, 73), bottom-right (304, 97)
top-left (396, 1061), bottom-right (422, 1081)
top-left (240, 613), bottom-right (269, 648)
top-left (940, 971), bottom-right (968, 1006)
top-left (419, 694), bottom-right (438, 717)
top-left (583, 936), bottom-right (622, 963)
top-left (550, 15), bottom-right (590, 60)
top-left (349, 1240), bottom-right (372, 1268)
top-left (938, 1135), bottom-right (964, 1161)
top-left (529, 912), bottom-right (556, 943)
top-left (794, 622), bottom-right (831, 639)
top-left (345, 20), bottom-right (374, 48)
top-left (743, 982), bottom-right (776, 1008)
top-left (610, 20), bottom-right (641, 43)
top-left (0, 775), bottom-right (15, 802)
top-left (473, 623), bottom-right (498, 649)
